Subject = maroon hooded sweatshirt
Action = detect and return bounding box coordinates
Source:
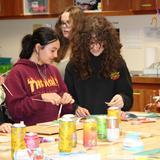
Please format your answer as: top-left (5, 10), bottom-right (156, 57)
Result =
top-left (4, 59), bottom-right (73, 125)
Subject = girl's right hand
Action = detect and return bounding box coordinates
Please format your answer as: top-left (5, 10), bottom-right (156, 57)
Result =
top-left (75, 106), bottom-right (90, 117)
top-left (61, 92), bottom-right (75, 105)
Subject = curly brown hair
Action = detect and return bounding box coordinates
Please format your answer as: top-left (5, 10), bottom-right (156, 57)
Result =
top-left (54, 6), bottom-right (85, 62)
top-left (70, 15), bottom-right (124, 80)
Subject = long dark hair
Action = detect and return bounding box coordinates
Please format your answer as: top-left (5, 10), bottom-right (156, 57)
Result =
top-left (71, 15), bottom-right (124, 80)
top-left (54, 6), bottom-right (85, 62)
top-left (19, 27), bottom-right (59, 59)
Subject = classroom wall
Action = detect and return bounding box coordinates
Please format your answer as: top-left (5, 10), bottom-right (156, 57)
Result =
top-left (0, 14), bottom-right (160, 71)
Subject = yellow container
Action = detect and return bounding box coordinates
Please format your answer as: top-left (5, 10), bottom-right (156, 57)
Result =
top-left (108, 107), bottom-right (121, 123)
top-left (62, 114), bottom-right (77, 147)
top-left (59, 117), bottom-right (74, 152)
top-left (11, 122), bottom-right (26, 160)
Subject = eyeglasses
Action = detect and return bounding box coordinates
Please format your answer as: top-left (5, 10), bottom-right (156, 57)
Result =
top-left (89, 40), bottom-right (103, 50)
top-left (60, 21), bottom-right (71, 28)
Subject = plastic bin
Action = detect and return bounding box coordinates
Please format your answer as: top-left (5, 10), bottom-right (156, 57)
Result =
top-left (0, 57), bottom-right (11, 65)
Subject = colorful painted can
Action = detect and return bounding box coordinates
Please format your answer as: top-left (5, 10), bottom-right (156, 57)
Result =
top-left (62, 114), bottom-right (77, 147)
top-left (83, 118), bottom-right (97, 147)
top-left (59, 117), bottom-right (74, 152)
top-left (24, 132), bottom-right (40, 149)
top-left (108, 107), bottom-right (121, 123)
top-left (107, 116), bottom-right (120, 142)
top-left (96, 115), bottom-right (107, 140)
top-left (11, 121), bottom-right (26, 160)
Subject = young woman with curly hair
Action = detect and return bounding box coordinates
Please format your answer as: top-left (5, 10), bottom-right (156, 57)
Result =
top-left (65, 15), bottom-right (133, 117)
top-left (54, 5), bottom-right (85, 78)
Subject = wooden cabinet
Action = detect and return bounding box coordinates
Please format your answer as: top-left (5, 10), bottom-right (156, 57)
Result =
top-left (0, 0), bottom-right (74, 19)
top-left (132, 0), bottom-right (160, 13)
top-left (0, 0), bottom-right (160, 19)
top-left (101, 0), bottom-right (132, 11)
top-left (132, 76), bottom-right (160, 112)
top-left (49, 0), bottom-right (73, 15)
top-left (0, 0), bottom-right (23, 17)
top-left (132, 89), bottom-right (144, 112)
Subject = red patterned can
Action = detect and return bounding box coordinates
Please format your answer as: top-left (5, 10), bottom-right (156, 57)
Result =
top-left (24, 132), bottom-right (40, 149)
top-left (83, 118), bottom-right (97, 147)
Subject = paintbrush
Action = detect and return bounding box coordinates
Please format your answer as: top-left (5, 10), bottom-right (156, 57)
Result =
top-left (32, 98), bottom-right (50, 103)
top-left (2, 83), bottom-right (13, 96)
top-left (57, 104), bottom-right (63, 119)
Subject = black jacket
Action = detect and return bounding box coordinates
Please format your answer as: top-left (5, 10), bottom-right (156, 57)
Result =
top-left (64, 56), bottom-right (133, 114)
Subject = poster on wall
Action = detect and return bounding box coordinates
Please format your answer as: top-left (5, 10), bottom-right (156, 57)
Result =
top-left (144, 26), bottom-right (160, 41)
top-left (74, 0), bottom-right (101, 10)
top-left (23, 0), bottom-right (48, 15)
top-left (121, 28), bottom-right (143, 49)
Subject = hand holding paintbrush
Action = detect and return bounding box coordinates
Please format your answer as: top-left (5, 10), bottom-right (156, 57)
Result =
top-left (39, 92), bottom-right (74, 105)
top-left (56, 93), bottom-right (74, 119)
top-left (105, 94), bottom-right (124, 108)
top-left (33, 92), bottom-right (74, 119)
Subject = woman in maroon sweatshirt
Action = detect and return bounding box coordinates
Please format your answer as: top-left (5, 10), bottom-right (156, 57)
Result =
top-left (3, 27), bottom-right (74, 125)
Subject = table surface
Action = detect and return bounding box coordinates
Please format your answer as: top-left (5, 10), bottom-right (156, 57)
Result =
top-left (1, 113), bottom-right (160, 160)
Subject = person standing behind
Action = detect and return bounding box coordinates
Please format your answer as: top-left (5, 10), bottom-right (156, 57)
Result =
top-left (3, 27), bottom-right (74, 125)
top-left (54, 6), bottom-right (85, 78)
top-left (65, 16), bottom-right (133, 117)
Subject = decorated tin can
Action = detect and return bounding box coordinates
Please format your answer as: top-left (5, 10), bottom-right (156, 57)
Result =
top-left (108, 107), bottom-right (121, 123)
top-left (62, 114), bottom-right (77, 147)
top-left (83, 118), bottom-right (97, 147)
top-left (24, 132), bottom-right (40, 149)
top-left (11, 121), bottom-right (26, 159)
top-left (59, 117), bottom-right (74, 152)
top-left (96, 115), bottom-right (107, 140)
top-left (107, 116), bottom-right (119, 142)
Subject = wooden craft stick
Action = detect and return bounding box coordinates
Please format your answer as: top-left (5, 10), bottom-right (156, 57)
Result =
top-left (57, 104), bottom-right (63, 119)
top-left (2, 83), bottom-right (13, 96)
top-left (32, 98), bottom-right (50, 103)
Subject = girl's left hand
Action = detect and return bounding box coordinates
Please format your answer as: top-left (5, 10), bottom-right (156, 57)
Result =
top-left (61, 92), bottom-right (75, 104)
top-left (0, 123), bottom-right (12, 133)
top-left (108, 94), bottom-right (124, 108)
top-left (0, 76), bottom-right (5, 85)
